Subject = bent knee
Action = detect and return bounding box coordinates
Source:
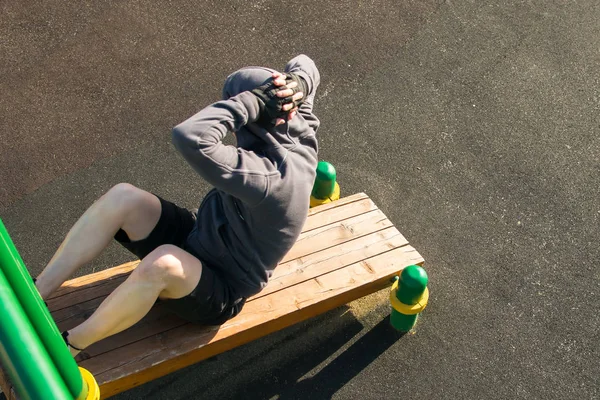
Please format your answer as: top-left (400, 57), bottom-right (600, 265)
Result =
top-left (134, 245), bottom-right (185, 282)
top-left (104, 183), bottom-right (145, 208)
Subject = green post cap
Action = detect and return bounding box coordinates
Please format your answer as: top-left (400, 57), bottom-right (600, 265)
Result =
top-left (311, 161), bottom-right (337, 199)
top-left (395, 265), bottom-right (428, 305)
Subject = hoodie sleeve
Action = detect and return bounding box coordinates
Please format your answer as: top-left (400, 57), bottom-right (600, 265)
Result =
top-left (284, 54), bottom-right (321, 132)
top-left (172, 91), bottom-right (270, 206)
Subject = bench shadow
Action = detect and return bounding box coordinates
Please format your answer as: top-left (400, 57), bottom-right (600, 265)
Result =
top-left (278, 317), bottom-right (404, 400)
top-left (115, 306), bottom-right (404, 400)
top-left (228, 313), bottom-right (404, 400)
top-left (114, 306), bottom-right (353, 398)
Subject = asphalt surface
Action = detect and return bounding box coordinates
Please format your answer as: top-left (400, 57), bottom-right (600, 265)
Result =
top-left (1, 1), bottom-right (599, 399)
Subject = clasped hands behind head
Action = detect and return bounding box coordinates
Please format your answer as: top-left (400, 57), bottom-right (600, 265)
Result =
top-left (251, 71), bottom-right (307, 127)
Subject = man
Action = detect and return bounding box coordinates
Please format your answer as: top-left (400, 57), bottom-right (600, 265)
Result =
top-left (35, 55), bottom-right (320, 356)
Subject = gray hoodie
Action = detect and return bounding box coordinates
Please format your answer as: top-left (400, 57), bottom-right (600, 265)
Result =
top-left (172, 55), bottom-right (320, 298)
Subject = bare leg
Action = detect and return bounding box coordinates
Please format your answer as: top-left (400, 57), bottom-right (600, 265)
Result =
top-left (35, 183), bottom-right (161, 299)
top-left (66, 245), bottom-right (202, 355)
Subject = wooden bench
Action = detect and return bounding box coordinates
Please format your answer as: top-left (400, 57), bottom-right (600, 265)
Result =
top-left (0, 193), bottom-right (424, 399)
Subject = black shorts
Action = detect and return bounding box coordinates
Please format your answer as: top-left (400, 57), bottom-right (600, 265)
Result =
top-left (114, 195), bottom-right (245, 325)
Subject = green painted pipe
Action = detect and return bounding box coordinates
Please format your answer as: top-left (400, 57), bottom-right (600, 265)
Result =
top-left (0, 219), bottom-right (84, 398)
top-left (0, 268), bottom-right (72, 400)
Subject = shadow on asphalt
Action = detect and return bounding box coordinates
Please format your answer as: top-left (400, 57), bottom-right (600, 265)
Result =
top-left (227, 312), bottom-right (405, 400)
top-left (108, 303), bottom-right (404, 400)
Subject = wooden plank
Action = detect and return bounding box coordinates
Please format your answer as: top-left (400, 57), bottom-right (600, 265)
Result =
top-left (56, 301), bottom-right (174, 336)
top-left (251, 227), bottom-right (407, 299)
top-left (52, 295), bottom-right (115, 324)
top-left (306, 192), bottom-right (368, 217)
top-left (72, 310), bottom-right (187, 360)
top-left (83, 245), bottom-right (424, 397)
top-left (49, 261), bottom-right (139, 300)
top-left (302, 197), bottom-right (377, 232)
top-left (281, 209), bottom-right (392, 263)
top-left (47, 277), bottom-right (127, 312)
top-left (87, 247), bottom-right (414, 384)
top-left (0, 364), bottom-right (14, 400)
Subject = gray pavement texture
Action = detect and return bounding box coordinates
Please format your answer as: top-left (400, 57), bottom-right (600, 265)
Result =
top-left (1, 0), bottom-right (599, 399)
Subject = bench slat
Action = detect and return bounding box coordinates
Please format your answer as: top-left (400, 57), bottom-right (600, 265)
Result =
top-left (252, 227), bottom-right (406, 299)
top-left (0, 366), bottom-right (17, 400)
top-left (75, 308), bottom-right (185, 359)
top-left (49, 261), bottom-right (138, 300)
top-left (306, 192), bottom-right (369, 217)
top-left (84, 244), bottom-right (423, 397)
top-left (52, 295), bottom-right (115, 325)
top-left (282, 209), bottom-right (392, 263)
top-left (302, 197), bottom-right (377, 231)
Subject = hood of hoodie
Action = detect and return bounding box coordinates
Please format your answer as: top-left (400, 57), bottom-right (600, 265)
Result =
top-left (222, 66), bottom-right (306, 151)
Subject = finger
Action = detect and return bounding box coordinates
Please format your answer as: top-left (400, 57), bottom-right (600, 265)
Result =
top-left (283, 102), bottom-right (296, 111)
top-left (272, 71), bottom-right (286, 80)
top-left (288, 110), bottom-right (298, 120)
top-left (276, 88), bottom-right (294, 97)
top-left (274, 80), bottom-right (298, 90)
top-left (292, 92), bottom-right (303, 101)
top-left (275, 118), bottom-right (286, 126)
top-left (273, 72), bottom-right (287, 86)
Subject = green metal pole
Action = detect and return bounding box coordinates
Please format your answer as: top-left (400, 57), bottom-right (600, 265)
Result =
top-left (0, 219), bottom-right (84, 398)
top-left (0, 268), bottom-right (72, 400)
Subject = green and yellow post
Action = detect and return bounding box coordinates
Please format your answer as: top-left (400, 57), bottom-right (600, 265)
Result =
top-left (310, 161), bottom-right (340, 208)
top-left (390, 265), bottom-right (429, 332)
top-left (79, 367), bottom-right (100, 400)
top-left (0, 219), bottom-right (99, 400)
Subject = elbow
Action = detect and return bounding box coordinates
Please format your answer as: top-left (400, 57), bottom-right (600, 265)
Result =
top-left (290, 55), bottom-right (320, 94)
top-left (171, 123), bottom-right (184, 142)
top-left (171, 123), bottom-right (214, 163)
top-left (291, 54), bottom-right (314, 66)
top-left (171, 124), bottom-right (199, 160)
top-left (171, 123), bottom-right (190, 150)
